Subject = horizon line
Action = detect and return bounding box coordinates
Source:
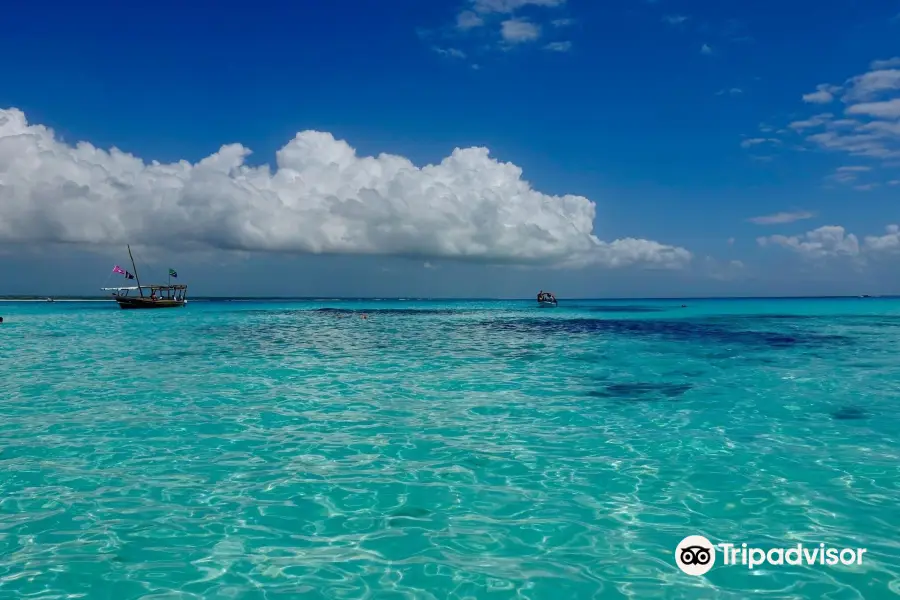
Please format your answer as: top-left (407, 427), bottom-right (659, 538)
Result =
top-left (0, 294), bottom-right (892, 301)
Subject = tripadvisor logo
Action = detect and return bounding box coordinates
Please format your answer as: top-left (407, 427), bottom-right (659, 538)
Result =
top-left (675, 536), bottom-right (716, 576)
top-left (675, 536), bottom-right (867, 575)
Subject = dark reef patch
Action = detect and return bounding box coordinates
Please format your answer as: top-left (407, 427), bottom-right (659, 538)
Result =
top-left (706, 314), bottom-right (818, 321)
top-left (589, 382), bottom-right (693, 400)
top-left (216, 307), bottom-right (462, 317)
top-left (831, 406), bottom-right (869, 421)
top-left (704, 313), bottom-right (900, 328)
top-left (483, 317), bottom-right (852, 349)
top-left (588, 306), bottom-right (669, 313)
top-left (313, 307), bottom-right (461, 316)
top-left (136, 349), bottom-right (218, 362)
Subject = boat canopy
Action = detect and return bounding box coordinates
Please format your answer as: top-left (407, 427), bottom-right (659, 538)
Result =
top-left (101, 284), bottom-right (187, 291)
top-left (139, 284), bottom-right (188, 290)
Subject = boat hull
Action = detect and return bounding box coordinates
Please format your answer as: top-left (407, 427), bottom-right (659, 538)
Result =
top-left (115, 297), bottom-right (186, 309)
top-left (538, 301), bottom-right (557, 308)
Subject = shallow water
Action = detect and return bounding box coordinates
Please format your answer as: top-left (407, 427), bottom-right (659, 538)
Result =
top-left (1, 297), bottom-right (898, 599)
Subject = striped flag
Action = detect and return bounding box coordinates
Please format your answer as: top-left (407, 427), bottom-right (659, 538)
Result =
top-left (168, 268), bottom-right (178, 278)
top-left (112, 265), bottom-right (126, 275)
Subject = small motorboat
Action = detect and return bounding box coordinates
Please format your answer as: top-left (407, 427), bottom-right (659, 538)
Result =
top-left (537, 291), bottom-right (558, 307)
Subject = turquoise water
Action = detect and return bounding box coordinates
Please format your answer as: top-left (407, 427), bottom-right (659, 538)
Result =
top-left (1, 297), bottom-right (898, 599)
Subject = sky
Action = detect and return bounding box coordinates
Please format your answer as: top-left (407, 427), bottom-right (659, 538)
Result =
top-left (0, 0), bottom-right (899, 298)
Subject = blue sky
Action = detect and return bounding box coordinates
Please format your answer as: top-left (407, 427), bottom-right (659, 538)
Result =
top-left (0, 0), bottom-right (899, 297)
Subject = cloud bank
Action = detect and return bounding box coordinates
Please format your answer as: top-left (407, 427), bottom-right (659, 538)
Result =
top-left (758, 224), bottom-right (900, 260)
top-left (0, 108), bottom-right (690, 269)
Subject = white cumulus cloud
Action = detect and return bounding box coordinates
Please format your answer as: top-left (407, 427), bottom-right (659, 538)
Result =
top-left (0, 108), bottom-right (691, 270)
top-left (845, 98), bottom-right (900, 119)
top-left (870, 57), bottom-right (900, 70)
top-left (842, 68), bottom-right (900, 102)
top-left (500, 18), bottom-right (541, 43)
top-left (757, 226), bottom-right (860, 259)
top-left (802, 84), bottom-right (841, 104)
top-left (758, 223), bottom-right (900, 261)
top-left (865, 224), bottom-right (900, 252)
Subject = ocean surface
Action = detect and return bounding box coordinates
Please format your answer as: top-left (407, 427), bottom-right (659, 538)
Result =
top-left (1, 297), bottom-right (898, 599)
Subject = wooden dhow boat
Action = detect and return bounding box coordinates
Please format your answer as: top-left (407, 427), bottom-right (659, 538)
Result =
top-left (102, 245), bottom-right (187, 309)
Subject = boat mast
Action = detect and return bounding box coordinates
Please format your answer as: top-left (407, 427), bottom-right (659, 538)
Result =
top-left (127, 244), bottom-right (144, 297)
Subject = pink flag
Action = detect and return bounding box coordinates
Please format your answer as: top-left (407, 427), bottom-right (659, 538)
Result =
top-left (112, 265), bottom-right (126, 275)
